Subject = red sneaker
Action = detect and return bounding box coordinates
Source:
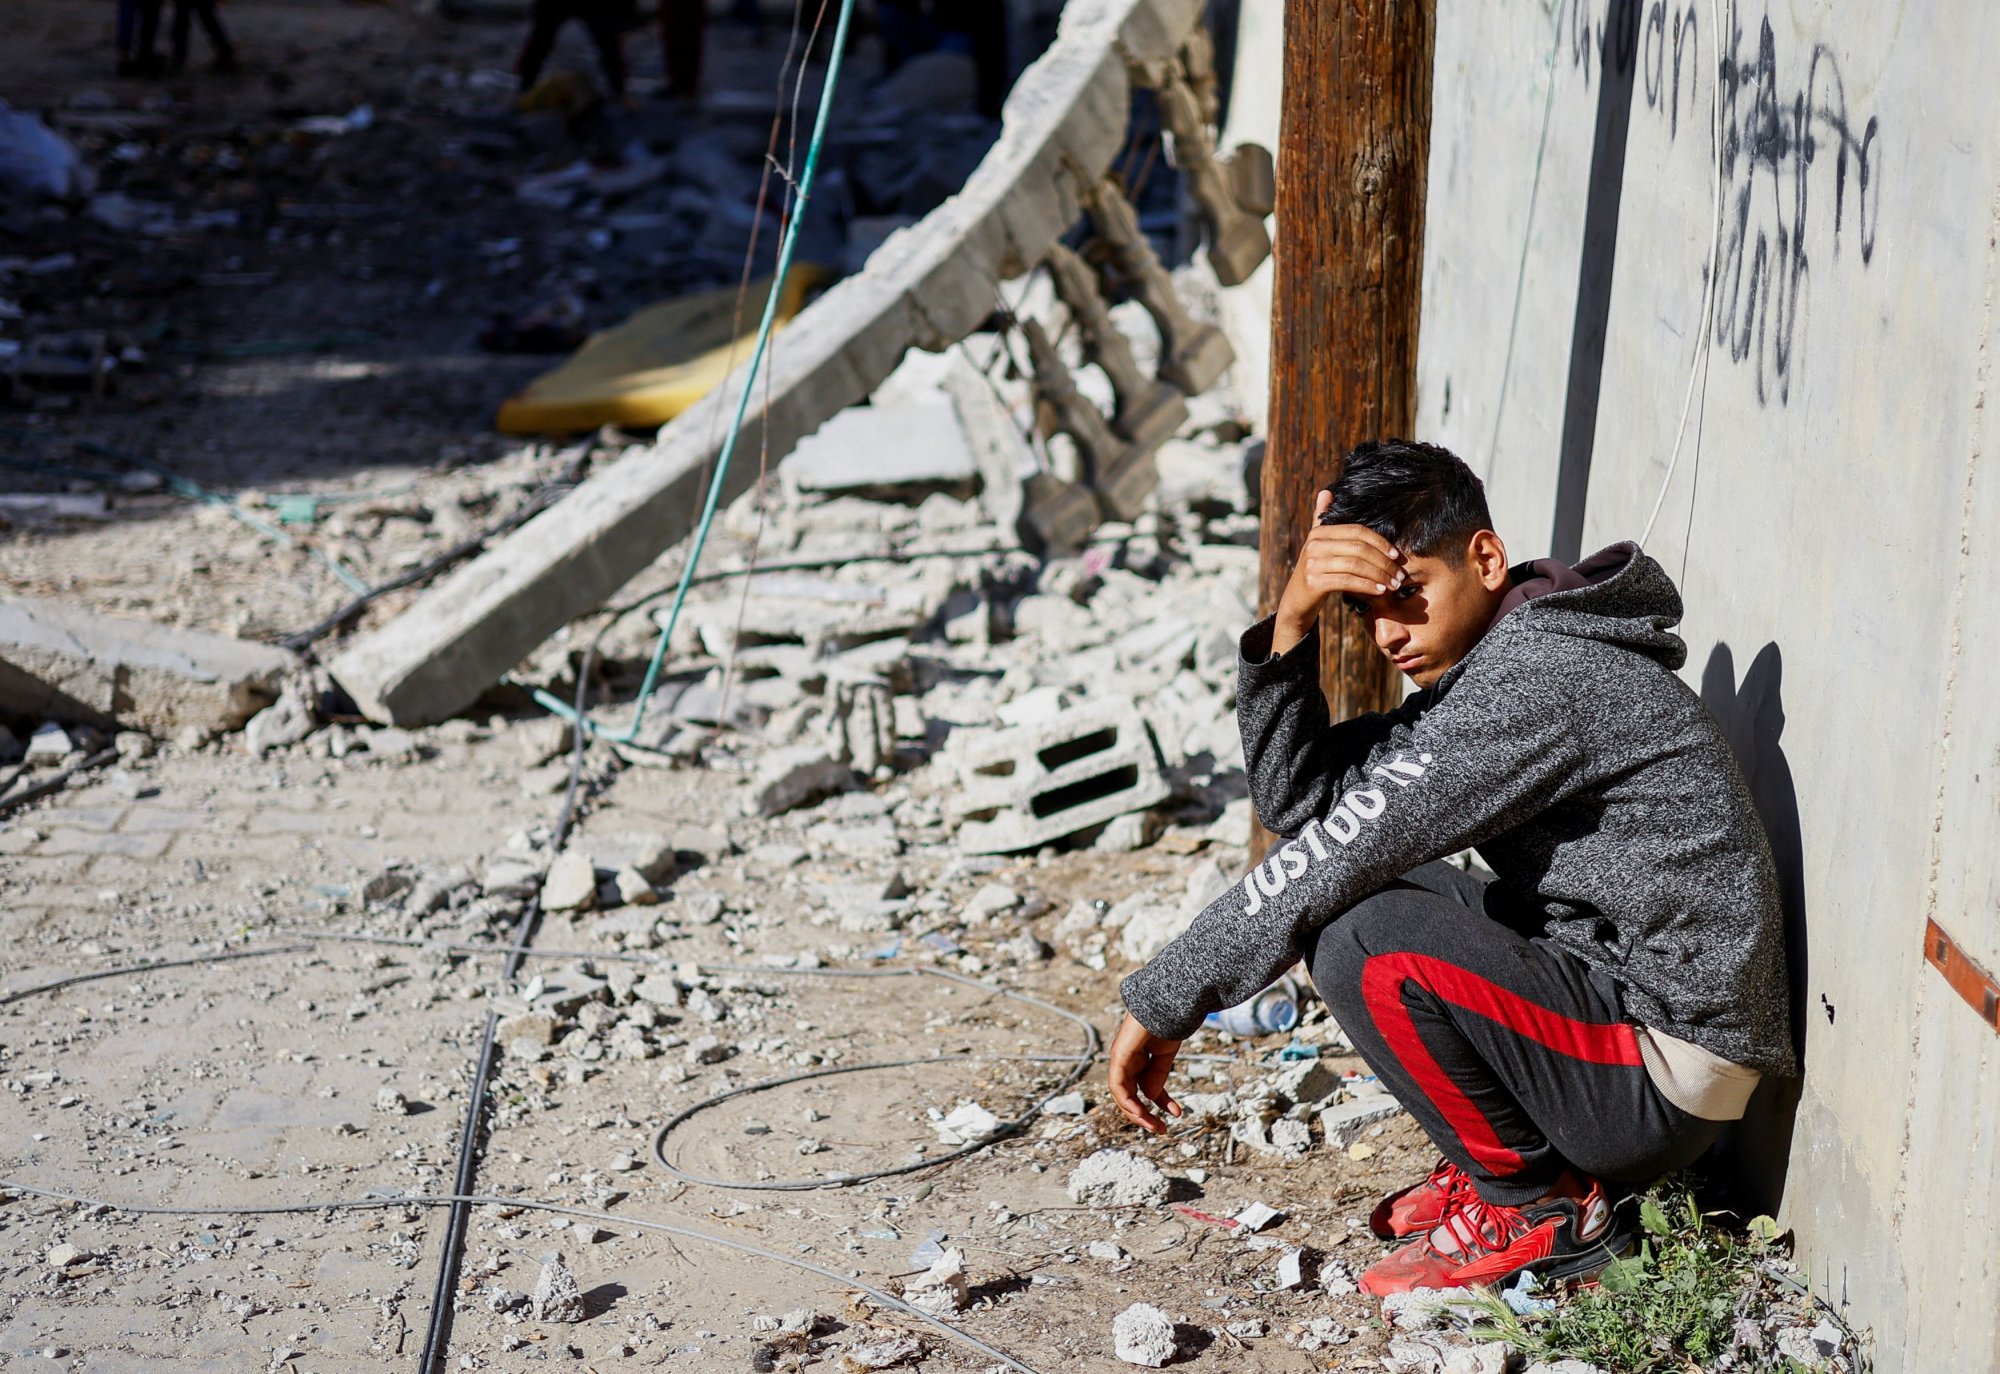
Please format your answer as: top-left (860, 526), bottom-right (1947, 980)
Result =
top-left (1370, 1158), bottom-right (1475, 1239)
top-left (1358, 1178), bottom-right (1630, 1297)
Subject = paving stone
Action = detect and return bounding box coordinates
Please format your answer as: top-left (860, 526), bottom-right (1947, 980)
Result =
top-left (35, 829), bottom-right (171, 860)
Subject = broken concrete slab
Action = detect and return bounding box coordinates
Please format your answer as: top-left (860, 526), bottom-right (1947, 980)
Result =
top-left (783, 392), bottom-right (977, 495)
top-left (327, 0), bottom-right (1203, 725)
top-left (0, 593), bottom-right (295, 736)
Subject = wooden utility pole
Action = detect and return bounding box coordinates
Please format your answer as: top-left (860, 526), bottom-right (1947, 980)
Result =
top-left (1255, 0), bottom-right (1435, 852)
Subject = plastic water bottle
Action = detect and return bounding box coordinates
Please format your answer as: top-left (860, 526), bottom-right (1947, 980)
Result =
top-left (1204, 974), bottom-right (1303, 1037)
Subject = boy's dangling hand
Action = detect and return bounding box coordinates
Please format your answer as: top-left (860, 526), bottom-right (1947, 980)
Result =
top-left (1106, 1012), bottom-right (1184, 1135)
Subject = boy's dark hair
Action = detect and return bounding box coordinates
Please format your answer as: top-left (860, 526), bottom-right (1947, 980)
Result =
top-left (1323, 439), bottom-right (1492, 561)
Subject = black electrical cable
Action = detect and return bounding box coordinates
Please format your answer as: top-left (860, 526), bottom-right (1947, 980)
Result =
top-left (651, 964), bottom-right (1100, 1191)
top-left (0, 748), bottom-right (118, 817)
top-left (0, 943), bottom-right (312, 1008)
top-left (414, 595), bottom-right (595, 1374)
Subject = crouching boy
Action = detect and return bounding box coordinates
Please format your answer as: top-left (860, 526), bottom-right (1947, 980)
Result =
top-left (1107, 440), bottom-right (1794, 1295)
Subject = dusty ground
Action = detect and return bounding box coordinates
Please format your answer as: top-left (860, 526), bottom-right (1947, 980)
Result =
top-left (0, 710), bottom-right (1438, 1372)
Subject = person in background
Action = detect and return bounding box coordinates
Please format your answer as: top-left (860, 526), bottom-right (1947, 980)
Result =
top-left (517, 0), bottom-right (629, 104)
top-left (116, 0), bottom-right (165, 77)
top-left (657, 0), bottom-right (705, 100)
top-left (168, 0), bottom-right (237, 73)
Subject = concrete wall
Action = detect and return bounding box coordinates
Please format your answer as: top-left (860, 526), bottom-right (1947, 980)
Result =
top-left (1218, 1), bottom-right (2000, 1365)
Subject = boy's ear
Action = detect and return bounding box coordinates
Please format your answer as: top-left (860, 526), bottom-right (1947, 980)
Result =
top-left (1471, 530), bottom-right (1509, 590)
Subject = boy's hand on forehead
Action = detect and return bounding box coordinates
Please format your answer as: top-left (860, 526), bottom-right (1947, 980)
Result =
top-left (1272, 489), bottom-right (1406, 654)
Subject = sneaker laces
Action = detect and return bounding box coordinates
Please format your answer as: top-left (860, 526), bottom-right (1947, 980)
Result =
top-left (1426, 1187), bottom-right (1531, 1260)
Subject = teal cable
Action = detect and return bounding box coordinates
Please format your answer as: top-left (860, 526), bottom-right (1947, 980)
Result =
top-left (527, 0), bottom-right (857, 746)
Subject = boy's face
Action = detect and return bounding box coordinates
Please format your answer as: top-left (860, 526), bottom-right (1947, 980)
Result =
top-left (1342, 529), bottom-right (1510, 688)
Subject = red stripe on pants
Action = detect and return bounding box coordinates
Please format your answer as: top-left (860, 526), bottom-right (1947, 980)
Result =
top-left (1359, 951), bottom-right (1645, 1176)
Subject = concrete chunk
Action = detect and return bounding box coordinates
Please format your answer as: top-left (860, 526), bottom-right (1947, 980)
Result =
top-left (1112, 1303), bottom-right (1177, 1367)
top-left (0, 594), bottom-right (294, 735)
top-left (947, 697), bottom-right (1170, 853)
top-left (1067, 1148), bottom-right (1169, 1208)
top-left (1318, 1096), bottom-right (1405, 1149)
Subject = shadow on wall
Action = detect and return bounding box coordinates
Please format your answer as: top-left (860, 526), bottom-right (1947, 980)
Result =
top-left (1698, 642), bottom-right (1809, 1220)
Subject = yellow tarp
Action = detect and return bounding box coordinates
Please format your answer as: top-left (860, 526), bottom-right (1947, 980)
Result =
top-left (495, 265), bottom-right (830, 435)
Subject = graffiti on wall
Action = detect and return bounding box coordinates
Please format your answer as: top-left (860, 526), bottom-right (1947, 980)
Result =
top-left (1564, 1), bottom-right (1882, 406)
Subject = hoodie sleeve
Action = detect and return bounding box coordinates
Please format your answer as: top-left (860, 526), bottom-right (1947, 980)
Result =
top-left (1235, 617), bottom-right (1429, 836)
top-left (1121, 651), bottom-right (1588, 1039)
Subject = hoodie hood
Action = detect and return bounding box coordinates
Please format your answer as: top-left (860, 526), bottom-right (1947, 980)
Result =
top-left (1493, 541), bottom-right (1687, 670)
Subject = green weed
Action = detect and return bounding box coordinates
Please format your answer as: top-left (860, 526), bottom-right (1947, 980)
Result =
top-left (1466, 1181), bottom-right (1865, 1373)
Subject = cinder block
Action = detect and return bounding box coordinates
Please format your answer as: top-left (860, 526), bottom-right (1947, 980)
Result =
top-left (948, 698), bottom-right (1170, 853)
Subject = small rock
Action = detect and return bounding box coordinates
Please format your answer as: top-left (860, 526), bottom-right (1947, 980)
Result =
top-left (1522, 1362), bottom-right (1611, 1374)
top-left (1205, 798), bottom-right (1253, 848)
top-left (113, 730), bottom-right (154, 762)
top-left (933, 1101), bottom-right (1002, 1146)
top-left (900, 1246), bottom-right (969, 1316)
top-left (1444, 1342), bottom-right (1513, 1374)
top-left (1290, 1316), bottom-right (1348, 1352)
top-left (45, 1243), bottom-right (83, 1269)
top-left (613, 866), bottom-right (659, 906)
top-left (748, 746), bottom-right (854, 817)
top-left (244, 685), bottom-right (315, 758)
top-left (365, 726), bottom-right (419, 761)
top-left (1041, 1091), bottom-right (1086, 1115)
top-left (960, 882), bottom-right (1021, 923)
top-left (1381, 1286), bottom-right (1485, 1331)
top-left (631, 976), bottom-right (682, 1009)
top-left (540, 851), bottom-right (598, 912)
top-left (675, 889), bottom-right (727, 924)
top-left (374, 1087), bottom-right (410, 1116)
top-left (1067, 1149), bottom-right (1169, 1208)
top-left (685, 1036), bottom-right (735, 1065)
top-left (1267, 1117), bottom-right (1312, 1156)
top-left (498, 1011), bottom-right (559, 1046)
top-left (1111, 1303), bottom-right (1177, 1367)
top-left (1086, 1240), bottom-right (1126, 1262)
top-left (841, 1333), bottom-right (925, 1370)
top-left (361, 868), bottom-right (415, 905)
top-left (1225, 1318), bottom-right (1268, 1339)
top-left (529, 1252), bottom-right (586, 1322)
top-left (607, 1152), bottom-right (641, 1172)
top-left (997, 930), bottom-right (1053, 964)
top-left (25, 722), bottom-right (73, 766)
top-left (1320, 1096), bottom-right (1405, 1148)
top-left (481, 857), bottom-right (543, 899)
top-left (1095, 810), bottom-right (1158, 853)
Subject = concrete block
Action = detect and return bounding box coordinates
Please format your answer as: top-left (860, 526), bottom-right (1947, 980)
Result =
top-left (1318, 1096), bottom-right (1405, 1149)
top-left (748, 746), bottom-right (854, 817)
top-left (0, 594), bottom-right (295, 736)
top-left (947, 697), bottom-right (1170, 853)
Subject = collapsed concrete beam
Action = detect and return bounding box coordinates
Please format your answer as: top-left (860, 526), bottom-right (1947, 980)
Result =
top-left (331, 0), bottom-right (1202, 725)
top-left (0, 595), bottom-right (295, 737)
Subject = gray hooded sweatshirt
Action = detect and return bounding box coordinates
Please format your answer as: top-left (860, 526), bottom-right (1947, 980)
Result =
top-left (1120, 542), bottom-right (1797, 1078)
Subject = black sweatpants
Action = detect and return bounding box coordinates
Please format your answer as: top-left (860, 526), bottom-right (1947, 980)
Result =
top-left (1306, 862), bottom-right (1721, 1206)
